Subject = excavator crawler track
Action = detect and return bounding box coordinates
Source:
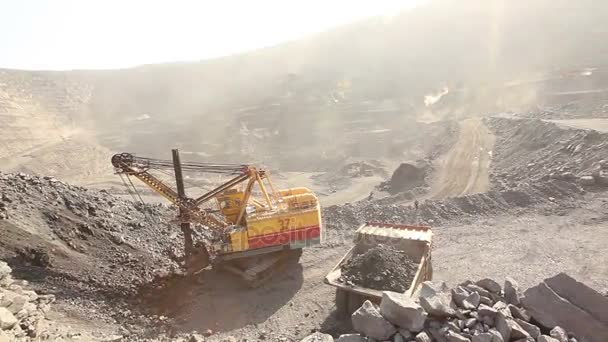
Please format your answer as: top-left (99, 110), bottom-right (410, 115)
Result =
top-left (221, 248), bottom-right (303, 288)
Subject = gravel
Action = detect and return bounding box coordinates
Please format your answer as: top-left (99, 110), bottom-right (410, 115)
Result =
top-left (339, 245), bottom-right (418, 293)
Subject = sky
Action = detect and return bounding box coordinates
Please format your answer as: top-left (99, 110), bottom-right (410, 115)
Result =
top-left (0, 0), bottom-right (421, 70)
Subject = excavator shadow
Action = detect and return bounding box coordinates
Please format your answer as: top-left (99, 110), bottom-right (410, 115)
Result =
top-left (139, 263), bottom-right (304, 334)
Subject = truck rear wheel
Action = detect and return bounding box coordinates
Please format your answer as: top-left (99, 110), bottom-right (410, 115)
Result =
top-left (335, 289), bottom-right (349, 317)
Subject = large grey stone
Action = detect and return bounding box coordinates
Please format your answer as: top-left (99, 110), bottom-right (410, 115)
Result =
top-left (487, 329), bottom-right (504, 342)
top-left (462, 292), bottom-right (480, 310)
top-left (544, 273), bottom-right (608, 326)
top-left (508, 304), bottom-right (530, 322)
top-left (352, 300), bottom-right (397, 341)
top-left (452, 286), bottom-right (470, 308)
top-left (514, 319), bottom-right (540, 339)
top-left (446, 331), bottom-right (469, 342)
top-left (419, 287), bottom-right (456, 318)
top-left (538, 336), bottom-right (560, 342)
top-left (509, 319), bottom-right (531, 340)
top-left (522, 281), bottom-right (608, 342)
top-left (476, 279), bottom-right (501, 295)
top-left (301, 332), bottom-right (334, 342)
top-left (7, 294), bottom-right (27, 314)
top-left (504, 278), bottom-right (520, 306)
top-left (380, 291), bottom-right (426, 332)
top-left (0, 308), bottom-right (17, 330)
top-left (336, 334), bottom-right (366, 342)
top-left (415, 331), bottom-right (431, 342)
top-left (494, 312), bottom-right (511, 342)
top-left (477, 304), bottom-right (497, 318)
top-left (549, 326), bottom-right (568, 342)
top-left (464, 284), bottom-right (491, 298)
top-left (471, 334), bottom-right (493, 342)
top-left (579, 176), bottom-right (595, 185)
top-left (0, 263), bottom-right (10, 281)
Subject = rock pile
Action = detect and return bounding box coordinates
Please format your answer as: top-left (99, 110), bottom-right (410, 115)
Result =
top-left (0, 171), bottom-right (182, 298)
top-left (0, 260), bottom-right (57, 341)
top-left (486, 117), bottom-right (608, 191)
top-left (317, 274), bottom-right (608, 342)
top-left (339, 245), bottom-right (418, 293)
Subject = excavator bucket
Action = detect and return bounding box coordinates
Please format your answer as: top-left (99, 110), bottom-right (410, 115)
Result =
top-left (185, 245), bottom-right (210, 275)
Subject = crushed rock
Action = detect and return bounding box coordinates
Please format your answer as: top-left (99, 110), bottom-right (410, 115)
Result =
top-left (339, 245), bottom-right (418, 292)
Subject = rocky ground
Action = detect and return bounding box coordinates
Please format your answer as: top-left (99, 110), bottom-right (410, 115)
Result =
top-left (314, 273), bottom-right (608, 342)
top-left (0, 110), bottom-right (607, 341)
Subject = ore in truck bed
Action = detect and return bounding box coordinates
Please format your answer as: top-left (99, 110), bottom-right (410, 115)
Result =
top-left (339, 244), bottom-right (419, 293)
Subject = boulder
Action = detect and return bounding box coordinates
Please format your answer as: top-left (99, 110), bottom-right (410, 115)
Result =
top-left (419, 285), bottom-right (457, 318)
top-left (544, 273), bottom-right (608, 326)
top-left (446, 331), bottom-right (469, 342)
top-left (503, 278), bottom-right (521, 306)
top-left (509, 320), bottom-right (532, 340)
top-left (398, 328), bottom-right (413, 340)
top-left (415, 331), bottom-right (431, 342)
top-left (477, 304), bottom-right (497, 318)
top-left (464, 284), bottom-right (491, 298)
top-left (538, 336), bottom-right (560, 342)
top-left (549, 326), bottom-right (568, 342)
top-left (7, 294), bottom-right (28, 314)
top-left (522, 280), bottom-right (608, 342)
top-left (579, 176), bottom-right (595, 185)
top-left (514, 319), bottom-right (540, 339)
top-left (462, 292), bottom-right (480, 310)
top-left (0, 308), bottom-right (17, 330)
top-left (352, 300), bottom-right (396, 341)
top-left (487, 329), bottom-right (504, 342)
top-left (0, 263), bottom-right (10, 281)
top-left (336, 334), bottom-right (366, 342)
top-left (508, 304), bottom-right (530, 322)
top-left (471, 333), bottom-right (493, 342)
top-left (301, 332), bottom-right (334, 342)
top-left (494, 312), bottom-right (511, 342)
top-left (380, 291), bottom-right (426, 332)
top-left (452, 286), bottom-right (470, 307)
top-left (476, 279), bottom-right (502, 294)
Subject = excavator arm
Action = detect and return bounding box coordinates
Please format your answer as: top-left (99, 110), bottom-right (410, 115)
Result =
top-left (111, 151), bottom-right (281, 274)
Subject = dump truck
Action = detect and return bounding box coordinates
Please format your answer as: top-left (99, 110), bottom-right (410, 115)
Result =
top-left (325, 222), bottom-right (433, 316)
top-left (111, 149), bottom-right (322, 287)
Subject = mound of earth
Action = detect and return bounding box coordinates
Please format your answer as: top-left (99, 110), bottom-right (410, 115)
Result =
top-left (486, 117), bottom-right (608, 189)
top-left (313, 160), bottom-right (388, 186)
top-left (379, 162), bottom-right (429, 195)
top-left (0, 171), bottom-right (188, 308)
top-left (339, 245), bottom-right (418, 292)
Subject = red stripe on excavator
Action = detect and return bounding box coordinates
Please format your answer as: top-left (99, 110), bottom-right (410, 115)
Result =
top-left (248, 225), bottom-right (321, 249)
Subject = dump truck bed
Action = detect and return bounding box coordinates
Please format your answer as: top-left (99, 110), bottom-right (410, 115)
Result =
top-left (325, 222), bottom-right (432, 313)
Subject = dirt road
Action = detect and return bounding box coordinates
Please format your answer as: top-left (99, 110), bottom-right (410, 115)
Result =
top-left (433, 199), bottom-right (608, 292)
top-left (429, 118), bottom-right (495, 199)
top-left (144, 244), bottom-right (351, 341)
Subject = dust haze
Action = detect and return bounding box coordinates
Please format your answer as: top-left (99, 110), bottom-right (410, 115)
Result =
top-left (1, 0), bottom-right (608, 341)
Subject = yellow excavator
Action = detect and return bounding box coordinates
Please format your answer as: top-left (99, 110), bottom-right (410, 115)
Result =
top-left (111, 149), bottom-right (322, 286)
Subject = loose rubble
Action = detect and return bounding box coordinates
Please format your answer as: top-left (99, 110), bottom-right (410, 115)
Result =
top-left (307, 274), bottom-right (608, 342)
top-left (340, 245), bottom-right (418, 292)
top-left (0, 260), bottom-right (60, 341)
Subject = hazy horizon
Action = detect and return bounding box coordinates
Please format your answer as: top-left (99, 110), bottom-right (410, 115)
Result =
top-left (1, 0), bottom-right (421, 71)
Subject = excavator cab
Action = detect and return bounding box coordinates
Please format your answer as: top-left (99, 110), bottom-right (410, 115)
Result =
top-left (216, 189), bottom-right (245, 224)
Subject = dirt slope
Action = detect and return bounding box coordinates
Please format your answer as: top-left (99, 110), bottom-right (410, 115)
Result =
top-left (429, 118), bottom-right (495, 199)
